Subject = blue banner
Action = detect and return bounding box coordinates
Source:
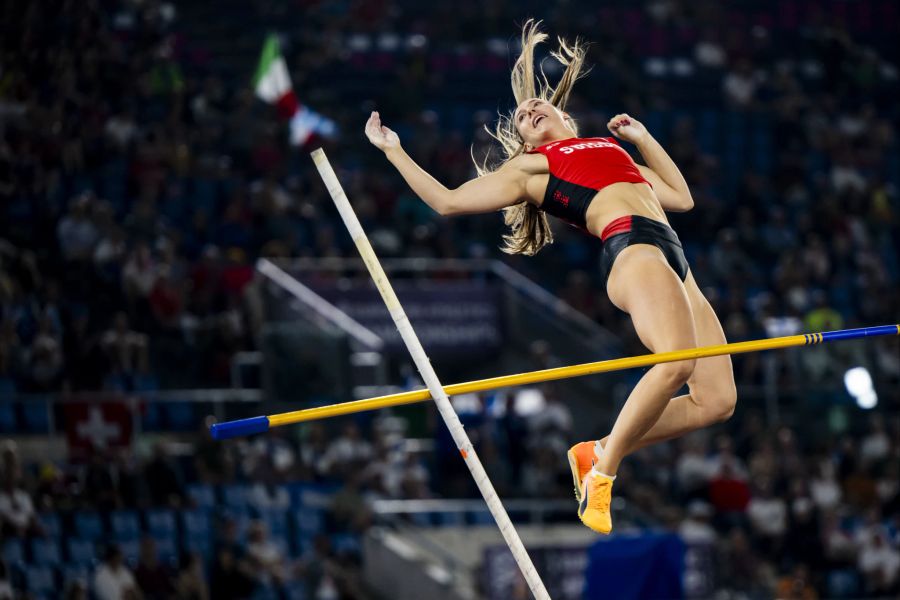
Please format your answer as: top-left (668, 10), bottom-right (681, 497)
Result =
top-left (583, 534), bottom-right (685, 600)
top-left (307, 281), bottom-right (502, 357)
top-left (482, 533), bottom-right (685, 600)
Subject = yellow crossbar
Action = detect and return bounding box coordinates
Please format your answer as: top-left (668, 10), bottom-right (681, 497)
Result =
top-left (265, 325), bottom-right (898, 427)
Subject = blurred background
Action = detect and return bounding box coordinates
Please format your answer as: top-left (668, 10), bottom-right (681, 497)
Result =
top-left (0, 0), bottom-right (898, 598)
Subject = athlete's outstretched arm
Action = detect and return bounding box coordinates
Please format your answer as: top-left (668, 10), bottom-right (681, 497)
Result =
top-left (607, 114), bottom-right (694, 212)
top-left (365, 112), bottom-right (527, 216)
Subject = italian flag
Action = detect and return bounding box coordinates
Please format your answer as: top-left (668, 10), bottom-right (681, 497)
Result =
top-left (254, 34), bottom-right (336, 146)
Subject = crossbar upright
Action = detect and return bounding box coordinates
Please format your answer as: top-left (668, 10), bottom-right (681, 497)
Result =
top-left (308, 149), bottom-right (551, 599)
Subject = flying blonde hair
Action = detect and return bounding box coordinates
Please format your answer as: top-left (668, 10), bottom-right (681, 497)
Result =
top-left (477, 19), bottom-right (588, 255)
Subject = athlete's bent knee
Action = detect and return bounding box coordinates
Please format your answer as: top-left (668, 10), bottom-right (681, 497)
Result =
top-left (658, 359), bottom-right (696, 390)
top-left (705, 383), bottom-right (737, 424)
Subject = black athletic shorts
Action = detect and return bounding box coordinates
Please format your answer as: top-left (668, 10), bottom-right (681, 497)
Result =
top-left (599, 215), bottom-right (689, 286)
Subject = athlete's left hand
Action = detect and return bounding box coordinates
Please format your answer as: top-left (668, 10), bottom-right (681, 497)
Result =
top-left (607, 113), bottom-right (649, 145)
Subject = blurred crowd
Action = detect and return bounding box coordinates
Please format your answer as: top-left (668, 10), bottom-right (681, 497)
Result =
top-left (0, 414), bottom-right (430, 599)
top-left (0, 0), bottom-right (898, 598)
top-left (1, 0), bottom-right (897, 396)
top-left (0, 387), bottom-right (896, 598)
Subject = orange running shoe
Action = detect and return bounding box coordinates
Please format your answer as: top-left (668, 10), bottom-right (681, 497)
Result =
top-left (567, 441), bottom-right (597, 503)
top-left (578, 471), bottom-right (614, 534)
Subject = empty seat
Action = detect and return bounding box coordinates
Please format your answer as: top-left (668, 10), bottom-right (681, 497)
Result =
top-left (24, 565), bottom-right (55, 596)
top-left (38, 513), bottom-right (61, 538)
top-left (186, 483), bottom-right (216, 510)
top-left (117, 539), bottom-right (141, 566)
top-left (0, 399), bottom-right (15, 432)
top-left (60, 564), bottom-right (90, 587)
top-left (110, 510), bottom-right (141, 540)
top-left (436, 512), bottom-right (465, 527)
top-left (66, 538), bottom-right (97, 567)
top-left (145, 509), bottom-right (176, 538)
top-left (182, 536), bottom-right (212, 563)
top-left (180, 510), bottom-right (212, 540)
top-left (73, 511), bottom-right (104, 541)
top-left (1, 538), bottom-right (24, 565)
top-left (29, 538), bottom-right (61, 566)
top-left (153, 536), bottom-right (179, 564)
top-left (293, 509), bottom-right (325, 537)
top-left (221, 485), bottom-right (249, 512)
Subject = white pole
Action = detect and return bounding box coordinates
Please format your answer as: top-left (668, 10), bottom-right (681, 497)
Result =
top-left (311, 149), bottom-right (552, 600)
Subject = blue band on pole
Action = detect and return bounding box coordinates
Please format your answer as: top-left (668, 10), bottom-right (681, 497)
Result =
top-left (210, 416), bottom-right (270, 440)
top-left (820, 325), bottom-right (899, 343)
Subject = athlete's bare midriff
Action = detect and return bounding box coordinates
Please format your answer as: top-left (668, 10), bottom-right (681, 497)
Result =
top-left (585, 181), bottom-right (668, 237)
top-left (517, 152), bottom-right (669, 238)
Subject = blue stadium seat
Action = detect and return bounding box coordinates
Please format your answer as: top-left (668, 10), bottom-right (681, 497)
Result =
top-left (468, 511), bottom-right (495, 525)
top-left (221, 485), bottom-right (249, 512)
top-left (436, 512), bottom-right (465, 527)
top-left (60, 564), bottom-right (90, 588)
top-left (38, 513), bottom-right (61, 538)
top-left (29, 539), bottom-right (61, 566)
top-left (180, 510), bottom-right (212, 541)
top-left (66, 538), bottom-right (97, 567)
top-left (145, 509), bottom-right (177, 538)
top-left (293, 509), bottom-right (325, 537)
top-left (73, 511), bottom-right (104, 541)
top-left (117, 539), bottom-right (141, 566)
top-left (133, 373), bottom-right (159, 392)
top-left (186, 483), bottom-right (216, 510)
top-left (110, 510), bottom-right (141, 541)
top-left (21, 401), bottom-right (50, 433)
top-left (153, 536), bottom-right (179, 564)
top-left (1, 538), bottom-right (24, 565)
top-left (331, 533), bottom-right (361, 556)
top-left (0, 399), bottom-right (15, 432)
top-left (289, 483), bottom-right (339, 509)
top-left (24, 565), bottom-right (56, 596)
top-left (163, 402), bottom-right (194, 430)
top-left (257, 509), bottom-right (288, 536)
top-left (410, 512), bottom-right (433, 526)
top-left (182, 536), bottom-right (212, 563)
top-left (102, 372), bottom-right (128, 391)
top-left (141, 402), bottom-right (163, 431)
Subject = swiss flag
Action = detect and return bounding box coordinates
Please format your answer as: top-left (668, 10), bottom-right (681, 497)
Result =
top-left (64, 401), bottom-right (134, 459)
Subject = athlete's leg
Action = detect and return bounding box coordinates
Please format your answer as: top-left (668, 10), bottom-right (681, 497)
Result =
top-left (592, 245), bottom-right (698, 477)
top-left (598, 271), bottom-right (737, 455)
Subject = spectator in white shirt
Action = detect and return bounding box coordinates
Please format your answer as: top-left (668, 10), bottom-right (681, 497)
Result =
top-left (746, 479), bottom-right (787, 553)
top-left (93, 545), bottom-right (142, 600)
top-left (679, 501), bottom-right (717, 544)
top-left (319, 423), bottom-right (372, 477)
top-left (857, 530), bottom-right (900, 595)
top-left (0, 471), bottom-right (42, 537)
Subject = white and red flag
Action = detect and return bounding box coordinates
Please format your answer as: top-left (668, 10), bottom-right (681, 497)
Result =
top-left (254, 34), bottom-right (336, 146)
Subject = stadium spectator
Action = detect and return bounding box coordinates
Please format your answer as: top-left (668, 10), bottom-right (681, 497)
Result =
top-left (134, 537), bottom-right (175, 599)
top-left (210, 525), bottom-right (256, 599)
top-left (100, 312), bottom-right (149, 379)
top-left (678, 501), bottom-right (717, 544)
top-left (746, 478), bottom-right (788, 555)
top-left (246, 520), bottom-right (289, 588)
top-left (0, 561), bottom-right (12, 599)
top-left (319, 422), bottom-right (373, 477)
top-left (174, 552), bottom-right (210, 600)
top-left (0, 466), bottom-right (42, 537)
top-left (143, 442), bottom-right (184, 507)
top-left (93, 545), bottom-right (141, 600)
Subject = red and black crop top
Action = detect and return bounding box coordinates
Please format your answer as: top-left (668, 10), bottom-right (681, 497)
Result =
top-left (526, 136), bottom-right (651, 231)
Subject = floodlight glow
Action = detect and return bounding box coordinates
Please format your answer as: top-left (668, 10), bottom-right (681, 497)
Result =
top-left (844, 367), bottom-right (877, 409)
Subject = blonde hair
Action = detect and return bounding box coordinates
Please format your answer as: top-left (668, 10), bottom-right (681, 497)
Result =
top-left (477, 20), bottom-right (588, 256)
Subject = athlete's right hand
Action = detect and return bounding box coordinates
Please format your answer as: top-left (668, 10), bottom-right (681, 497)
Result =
top-left (365, 111), bottom-right (400, 153)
